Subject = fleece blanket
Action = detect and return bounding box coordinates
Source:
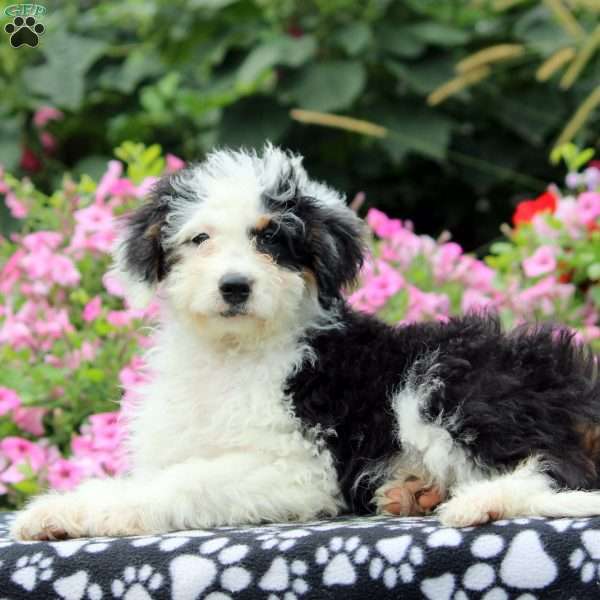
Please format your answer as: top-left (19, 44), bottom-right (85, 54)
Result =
top-left (0, 512), bottom-right (599, 599)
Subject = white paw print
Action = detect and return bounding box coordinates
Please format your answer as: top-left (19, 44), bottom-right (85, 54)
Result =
top-left (112, 564), bottom-right (163, 599)
top-left (570, 530), bottom-right (600, 583)
top-left (257, 528), bottom-right (311, 552)
top-left (369, 535), bottom-right (423, 588)
top-left (259, 556), bottom-right (309, 598)
top-left (11, 552), bottom-right (54, 591)
top-left (315, 535), bottom-right (370, 586)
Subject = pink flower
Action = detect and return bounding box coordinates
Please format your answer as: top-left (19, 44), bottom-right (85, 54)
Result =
top-left (48, 459), bottom-right (84, 491)
top-left (69, 203), bottom-right (116, 255)
top-left (1, 437), bottom-right (45, 471)
top-left (555, 198), bottom-right (584, 237)
top-left (95, 160), bottom-right (123, 204)
top-left (0, 387), bottom-right (21, 416)
top-left (433, 242), bottom-right (463, 281)
top-left (12, 406), bottom-right (46, 436)
top-left (522, 246), bottom-right (557, 278)
top-left (5, 193), bottom-right (28, 219)
top-left (107, 309), bottom-right (144, 327)
top-left (22, 231), bottom-right (63, 251)
top-left (462, 289), bottom-right (493, 313)
top-left (102, 272), bottom-right (126, 297)
top-left (119, 356), bottom-right (148, 389)
top-left (109, 179), bottom-right (138, 198)
top-left (83, 296), bottom-right (102, 322)
top-left (531, 214), bottom-right (559, 240)
top-left (366, 208), bottom-right (403, 239)
top-left (40, 131), bottom-right (57, 152)
top-left (136, 176), bottom-right (158, 198)
top-left (49, 254), bottom-right (81, 286)
top-left (166, 153), bottom-right (186, 172)
top-left (576, 192), bottom-right (600, 225)
top-left (33, 106), bottom-right (64, 128)
top-left (0, 316), bottom-right (34, 350)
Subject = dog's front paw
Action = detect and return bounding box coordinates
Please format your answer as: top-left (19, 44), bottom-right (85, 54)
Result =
top-left (11, 494), bottom-right (147, 540)
top-left (11, 494), bottom-right (86, 541)
top-left (436, 495), bottom-right (503, 528)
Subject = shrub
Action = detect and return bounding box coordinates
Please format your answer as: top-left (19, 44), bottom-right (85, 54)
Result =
top-left (1, 1), bottom-right (599, 248)
top-left (0, 144), bottom-right (598, 508)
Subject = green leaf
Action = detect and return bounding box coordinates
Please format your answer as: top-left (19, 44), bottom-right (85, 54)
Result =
top-left (218, 97), bottom-right (290, 148)
top-left (237, 35), bottom-right (317, 85)
top-left (376, 23), bottom-right (425, 58)
top-left (386, 56), bottom-right (455, 95)
top-left (13, 479), bottom-right (40, 496)
top-left (587, 263), bottom-right (600, 280)
top-left (0, 117), bottom-right (21, 171)
top-left (405, 22), bottom-right (470, 46)
top-left (377, 106), bottom-right (453, 162)
top-left (81, 368), bottom-right (105, 383)
top-left (490, 242), bottom-right (514, 255)
top-left (333, 23), bottom-right (372, 56)
top-left (591, 286), bottom-right (600, 307)
top-left (25, 30), bottom-right (107, 109)
top-left (514, 6), bottom-right (571, 54)
top-left (288, 61), bottom-right (366, 112)
top-left (491, 89), bottom-right (563, 146)
top-left (99, 48), bottom-right (163, 94)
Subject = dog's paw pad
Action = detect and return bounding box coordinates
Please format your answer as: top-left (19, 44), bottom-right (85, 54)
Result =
top-left (374, 477), bottom-right (443, 516)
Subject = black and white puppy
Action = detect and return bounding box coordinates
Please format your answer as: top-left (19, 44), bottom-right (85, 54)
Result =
top-left (13, 144), bottom-right (600, 540)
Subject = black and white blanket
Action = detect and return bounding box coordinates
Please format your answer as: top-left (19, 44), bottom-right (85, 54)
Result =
top-left (0, 512), bottom-right (599, 599)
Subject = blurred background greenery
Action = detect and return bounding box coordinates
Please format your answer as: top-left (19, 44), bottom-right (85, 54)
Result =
top-left (0, 0), bottom-right (598, 249)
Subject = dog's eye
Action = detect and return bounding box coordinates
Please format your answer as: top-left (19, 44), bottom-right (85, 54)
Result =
top-left (260, 225), bottom-right (278, 242)
top-left (190, 233), bottom-right (210, 246)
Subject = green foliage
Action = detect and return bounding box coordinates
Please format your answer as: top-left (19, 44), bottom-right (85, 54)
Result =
top-left (0, 0), bottom-right (599, 248)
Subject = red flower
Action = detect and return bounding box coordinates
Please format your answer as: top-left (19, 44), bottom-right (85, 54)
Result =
top-left (512, 191), bottom-right (557, 227)
top-left (587, 221), bottom-right (600, 233)
top-left (19, 147), bottom-right (42, 173)
top-left (287, 23), bottom-right (304, 37)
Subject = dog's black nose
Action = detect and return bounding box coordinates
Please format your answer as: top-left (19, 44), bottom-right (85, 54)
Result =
top-left (219, 274), bottom-right (252, 305)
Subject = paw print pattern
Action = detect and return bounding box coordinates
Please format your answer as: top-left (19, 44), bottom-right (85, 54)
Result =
top-left (257, 528), bottom-right (311, 552)
top-left (4, 16), bottom-right (45, 48)
top-left (570, 530), bottom-right (600, 583)
top-left (315, 536), bottom-right (370, 586)
top-left (369, 535), bottom-right (424, 588)
top-left (112, 565), bottom-right (163, 599)
top-left (11, 552), bottom-right (54, 592)
top-left (259, 557), bottom-right (309, 598)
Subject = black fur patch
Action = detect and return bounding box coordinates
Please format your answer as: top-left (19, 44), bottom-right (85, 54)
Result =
top-left (286, 308), bottom-right (600, 514)
top-left (258, 193), bottom-right (365, 307)
top-left (121, 169), bottom-right (196, 285)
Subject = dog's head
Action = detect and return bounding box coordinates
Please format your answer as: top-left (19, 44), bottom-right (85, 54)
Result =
top-left (113, 144), bottom-right (365, 339)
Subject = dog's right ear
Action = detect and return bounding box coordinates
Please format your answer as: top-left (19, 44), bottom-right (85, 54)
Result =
top-left (111, 177), bottom-right (172, 309)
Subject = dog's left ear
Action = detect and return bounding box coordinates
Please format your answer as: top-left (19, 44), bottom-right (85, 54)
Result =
top-left (309, 204), bottom-right (366, 308)
top-left (111, 177), bottom-right (172, 308)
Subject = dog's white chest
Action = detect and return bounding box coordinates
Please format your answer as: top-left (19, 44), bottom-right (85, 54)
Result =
top-left (128, 329), bottom-right (311, 471)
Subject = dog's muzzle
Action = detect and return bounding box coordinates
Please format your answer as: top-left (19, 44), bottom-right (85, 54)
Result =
top-left (219, 273), bottom-right (253, 309)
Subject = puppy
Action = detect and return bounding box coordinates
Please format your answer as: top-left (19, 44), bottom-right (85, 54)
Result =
top-left (12, 144), bottom-right (600, 540)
